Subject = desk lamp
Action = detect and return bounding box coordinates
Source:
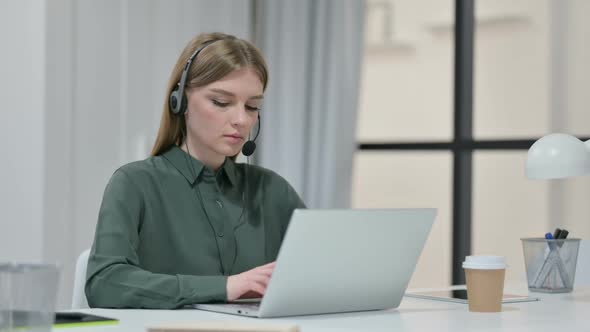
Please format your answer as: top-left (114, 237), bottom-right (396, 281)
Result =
top-left (526, 133), bottom-right (590, 179)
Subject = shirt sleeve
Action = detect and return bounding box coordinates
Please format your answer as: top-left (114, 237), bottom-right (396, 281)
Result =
top-left (85, 169), bottom-right (228, 309)
top-left (283, 179), bottom-right (306, 210)
top-left (272, 172), bottom-right (306, 233)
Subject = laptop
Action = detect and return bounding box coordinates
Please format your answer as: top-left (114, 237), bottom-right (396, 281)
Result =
top-left (193, 208), bottom-right (436, 318)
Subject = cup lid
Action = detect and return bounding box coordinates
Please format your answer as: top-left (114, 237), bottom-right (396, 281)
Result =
top-left (462, 255), bottom-right (506, 269)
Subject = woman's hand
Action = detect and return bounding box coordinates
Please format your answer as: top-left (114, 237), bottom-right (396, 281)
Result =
top-left (226, 262), bottom-right (275, 302)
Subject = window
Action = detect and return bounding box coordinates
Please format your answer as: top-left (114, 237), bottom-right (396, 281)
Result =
top-left (354, 0), bottom-right (590, 286)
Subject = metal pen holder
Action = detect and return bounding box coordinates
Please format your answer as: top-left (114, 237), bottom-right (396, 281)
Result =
top-left (521, 238), bottom-right (581, 293)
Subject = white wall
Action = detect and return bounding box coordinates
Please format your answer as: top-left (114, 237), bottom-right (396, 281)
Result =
top-left (0, 0), bottom-right (46, 262)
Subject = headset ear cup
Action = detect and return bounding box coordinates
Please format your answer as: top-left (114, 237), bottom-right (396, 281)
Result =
top-left (169, 89), bottom-right (180, 114)
top-left (169, 88), bottom-right (189, 115)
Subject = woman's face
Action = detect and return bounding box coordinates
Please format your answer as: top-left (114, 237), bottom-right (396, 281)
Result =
top-left (185, 67), bottom-right (263, 160)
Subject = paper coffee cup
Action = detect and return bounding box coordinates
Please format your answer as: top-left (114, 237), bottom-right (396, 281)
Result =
top-left (462, 256), bottom-right (506, 312)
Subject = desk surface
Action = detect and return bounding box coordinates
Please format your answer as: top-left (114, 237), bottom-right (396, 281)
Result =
top-left (60, 286), bottom-right (590, 332)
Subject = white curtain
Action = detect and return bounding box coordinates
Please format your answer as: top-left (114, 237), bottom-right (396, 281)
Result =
top-left (254, 0), bottom-right (366, 208)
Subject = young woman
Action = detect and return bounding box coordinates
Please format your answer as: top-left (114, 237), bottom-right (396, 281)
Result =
top-left (85, 32), bottom-right (305, 309)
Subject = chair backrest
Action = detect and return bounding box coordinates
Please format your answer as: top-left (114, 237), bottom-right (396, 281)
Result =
top-left (575, 240), bottom-right (590, 287)
top-left (71, 249), bottom-right (91, 309)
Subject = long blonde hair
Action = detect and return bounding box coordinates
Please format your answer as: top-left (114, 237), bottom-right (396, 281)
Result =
top-left (151, 32), bottom-right (268, 156)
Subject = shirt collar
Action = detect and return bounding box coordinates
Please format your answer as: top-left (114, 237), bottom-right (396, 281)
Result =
top-left (161, 145), bottom-right (237, 186)
top-left (222, 157), bottom-right (238, 186)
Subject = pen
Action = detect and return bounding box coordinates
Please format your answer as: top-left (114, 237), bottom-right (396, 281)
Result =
top-left (534, 229), bottom-right (572, 289)
top-left (533, 233), bottom-right (554, 287)
top-left (557, 229), bottom-right (569, 248)
top-left (555, 229), bottom-right (571, 287)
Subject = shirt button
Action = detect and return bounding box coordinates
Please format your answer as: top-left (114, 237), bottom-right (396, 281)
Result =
top-left (216, 200), bottom-right (223, 208)
top-left (217, 232), bottom-right (224, 237)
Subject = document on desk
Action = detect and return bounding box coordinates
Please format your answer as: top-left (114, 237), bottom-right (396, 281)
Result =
top-left (405, 289), bottom-right (539, 304)
top-left (54, 311), bottom-right (118, 328)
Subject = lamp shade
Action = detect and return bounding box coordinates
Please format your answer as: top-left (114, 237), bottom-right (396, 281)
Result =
top-left (526, 133), bottom-right (590, 179)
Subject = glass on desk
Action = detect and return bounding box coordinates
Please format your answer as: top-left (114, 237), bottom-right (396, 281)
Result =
top-left (521, 238), bottom-right (581, 293)
top-left (0, 263), bottom-right (60, 332)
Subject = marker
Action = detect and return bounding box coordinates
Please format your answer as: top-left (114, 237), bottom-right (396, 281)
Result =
top-left (545, 232), bottom-right (557, 251)
top-left (534, 229), bottom-right (571, 288)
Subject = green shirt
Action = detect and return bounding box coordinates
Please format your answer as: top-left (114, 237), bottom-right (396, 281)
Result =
top-left (85, 146), bottom-right (305, 309)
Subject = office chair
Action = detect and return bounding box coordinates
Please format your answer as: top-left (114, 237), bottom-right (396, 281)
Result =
top-left (71, 249), bottom-right (90, 309)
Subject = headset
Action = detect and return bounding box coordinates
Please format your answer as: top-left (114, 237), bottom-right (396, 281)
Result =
top-left (169, 39), bottom-right (260, 157)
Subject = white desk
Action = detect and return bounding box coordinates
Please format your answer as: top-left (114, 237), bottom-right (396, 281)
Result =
top-left (61, 286), bottom-right (590, 332)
